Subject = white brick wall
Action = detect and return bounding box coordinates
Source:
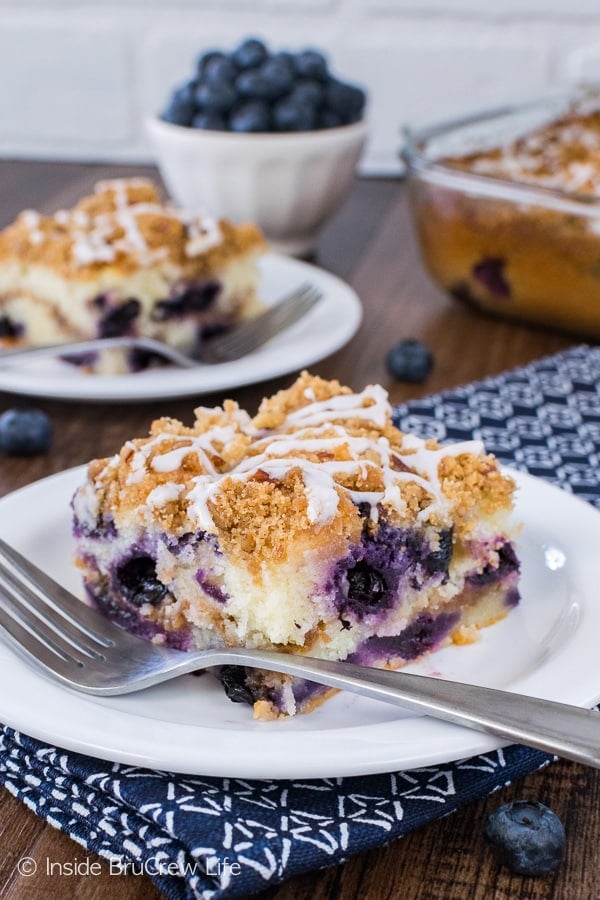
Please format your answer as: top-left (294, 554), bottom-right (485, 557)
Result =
top-left (0, 2), bottom-right (598, 174)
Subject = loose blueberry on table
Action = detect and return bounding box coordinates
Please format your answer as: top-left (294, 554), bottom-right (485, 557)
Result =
top-left (0, 408), bottom-right (52, 456)
top-left (484, 800), bottom-right (566, 876)
top-left (162, 37), bottom-right (367, 133)
top-left (386, 339), bottom-right (433, 383)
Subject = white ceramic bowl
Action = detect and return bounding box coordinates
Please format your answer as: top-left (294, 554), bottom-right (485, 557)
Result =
top-left (146, 116), bottom-right (368, 256)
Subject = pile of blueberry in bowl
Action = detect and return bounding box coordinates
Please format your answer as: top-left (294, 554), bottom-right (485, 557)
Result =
top-left (147, 38), bottom-right (368, 256)
top-left (161, 37), bottom-right (366, 134)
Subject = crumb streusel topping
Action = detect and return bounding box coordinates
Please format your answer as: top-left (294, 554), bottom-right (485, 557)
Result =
top-left (447, 106), bottom-right (600, 198)
top-left (0, 178), bottom-right (265, 279)
top-left (78, 373), bottom-right (515, 568)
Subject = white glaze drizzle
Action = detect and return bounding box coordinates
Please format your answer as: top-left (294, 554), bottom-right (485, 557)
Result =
top-left (284, 384), bottom-right (389, 429)
top-left (21, 210), bottom-right (45, 246)
top-left (151, 428), bottom-right (229, 475)
top-left (185, 215), bottom-right (222, 256)
top-left (125, 424), bottom-right (239, 487)
top-left (72, 217), bottom-right (118, 266)
top-left (19, 178), bottom-right (223, 267)
top-left (146, 483), bottom-right (185, 508)
top-left (132, 386), bottom-right (486, 533)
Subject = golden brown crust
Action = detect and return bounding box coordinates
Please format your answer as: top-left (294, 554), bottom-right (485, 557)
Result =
top-left (447, 106), bottom-right (600, 197)
top-left (0, 177), bottom-right (266, 278)
top-left (253, 370), bottom-right (352, 429)
top-left (438, 452), bottom-right (515, 532)
top-left (210, 469), bottom-right (361, 573)
top-left (81, 373), bottom-right (516, 566)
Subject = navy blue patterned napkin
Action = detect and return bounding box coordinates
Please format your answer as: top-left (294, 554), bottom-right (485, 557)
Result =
top-left (1, 344), bottom-right (600, 900)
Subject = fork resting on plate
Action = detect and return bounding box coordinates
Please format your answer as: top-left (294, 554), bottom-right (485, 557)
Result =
top-left (0, 283), bottom-right (322, 369)
top-left (0, 535), bottom-right (599, 769)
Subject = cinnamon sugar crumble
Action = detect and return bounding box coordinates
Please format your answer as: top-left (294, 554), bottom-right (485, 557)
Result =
top-left (447, 105), bottom-right (600, 198)
top-left (0, 177), bottom-right (266, 279)
top-left (84, 373), bottom-right (516, 567)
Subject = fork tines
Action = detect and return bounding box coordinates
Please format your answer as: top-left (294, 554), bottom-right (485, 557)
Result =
top-left (0, 282), bottom-right (322, 370)
top-left (0, 537), bottom-right (117, 674)
top-left (202, 282), bottom-right (321, 363)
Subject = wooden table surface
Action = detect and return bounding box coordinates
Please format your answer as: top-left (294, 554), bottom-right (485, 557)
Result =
top-left (0, 161), bottom-right (596, 900)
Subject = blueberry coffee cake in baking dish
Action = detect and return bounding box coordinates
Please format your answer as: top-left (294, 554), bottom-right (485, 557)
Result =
top-left (0, 178), bottom-right (266, 374)
top-left (72, 372), bottom-right (521, 719)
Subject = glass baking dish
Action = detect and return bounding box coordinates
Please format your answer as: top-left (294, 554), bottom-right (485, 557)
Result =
top-left (401, 90), bottom-right (600, 338)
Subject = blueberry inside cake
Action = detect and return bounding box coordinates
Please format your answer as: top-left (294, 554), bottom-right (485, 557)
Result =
top-left (72, 372), bottom-right (521, 718)
top-left (0, 178), bottom-right (266, 374)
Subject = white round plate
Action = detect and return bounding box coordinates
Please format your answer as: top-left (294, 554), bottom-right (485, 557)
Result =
top-left (0, 253), bottom-right (362, 402)
top-left (0, 467), bottom-right (598, 779)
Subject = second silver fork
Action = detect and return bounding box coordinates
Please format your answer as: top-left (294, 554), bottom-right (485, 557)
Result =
top-left (0, 282), bottom-right (322, 369)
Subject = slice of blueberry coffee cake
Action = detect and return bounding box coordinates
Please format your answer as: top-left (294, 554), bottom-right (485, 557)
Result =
top-left (0, 178), bottom-right (266, 374)
top-left (72, 372), bottom-right (521, 718)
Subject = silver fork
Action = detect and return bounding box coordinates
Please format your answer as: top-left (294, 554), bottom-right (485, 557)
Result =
top-left (0, 535), bottom-right (599, 768)
top-left (0, 283), bottom-right (322, 369)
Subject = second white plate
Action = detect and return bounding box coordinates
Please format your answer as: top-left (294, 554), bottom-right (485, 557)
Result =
top-left (0, 253), bottom-right (362, 402)
top-left (0, 467), bottom-right (598, 778)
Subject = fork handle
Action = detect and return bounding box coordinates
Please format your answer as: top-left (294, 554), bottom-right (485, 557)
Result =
top-left (195, 649), bottom-right (600, 768)
top-left (0, 337), bottom-right (197, 369)
top-left (0, 336), bottom-right (138, 363)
